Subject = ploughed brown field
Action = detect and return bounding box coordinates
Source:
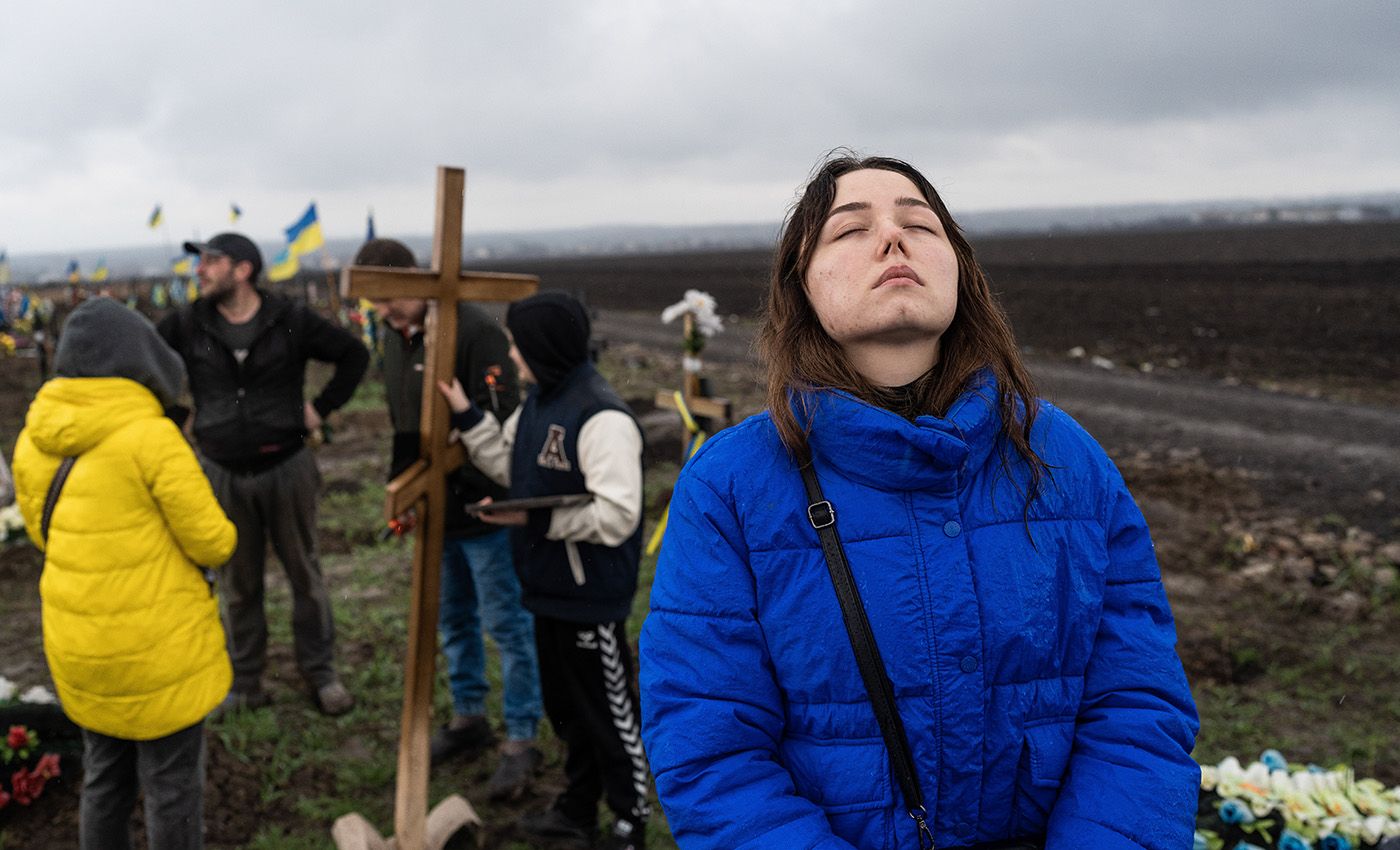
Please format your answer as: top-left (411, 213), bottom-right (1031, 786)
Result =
top-left (487, 219), bottom-right (1400, 407)
top-left (1, 219), bottom-right (1397, 847)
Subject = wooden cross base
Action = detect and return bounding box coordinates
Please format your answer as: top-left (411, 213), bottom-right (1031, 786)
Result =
top-left (332, 796), bottom-right (481, 850)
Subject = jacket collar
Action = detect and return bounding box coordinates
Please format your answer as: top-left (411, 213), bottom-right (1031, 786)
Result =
top-left (192, 288), bottom-right (288, 335)
top-left (796, 372), bottom-right (1002, 491)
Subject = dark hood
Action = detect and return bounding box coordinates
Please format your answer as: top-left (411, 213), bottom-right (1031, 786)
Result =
top-left (506, 291), bottom-right (591, 395)
top-left (55, 297), bottom-right (186, 407)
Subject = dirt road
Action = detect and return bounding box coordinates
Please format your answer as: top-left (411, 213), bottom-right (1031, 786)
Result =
top-left (594, 310), bottom-right (1400, 534)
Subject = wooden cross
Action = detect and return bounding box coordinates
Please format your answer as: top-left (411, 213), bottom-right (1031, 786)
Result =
top-left (654, 312), bottom-right (732, 428)
top-left (335, 166), bottom-right (538, 850)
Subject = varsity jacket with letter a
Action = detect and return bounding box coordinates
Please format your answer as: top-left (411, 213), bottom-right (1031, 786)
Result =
top-left (450, 362), bottom-right (643, 624)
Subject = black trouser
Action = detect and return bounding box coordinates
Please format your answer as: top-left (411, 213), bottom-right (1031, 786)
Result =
top-left (535, 615), bottom-right (650, 830)
top-left (80, 722), bottom-right (205, 850)
top-left (203, 448), bottom-right (338, 691)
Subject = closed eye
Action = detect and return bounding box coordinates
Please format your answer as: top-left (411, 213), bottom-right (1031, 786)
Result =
top-left (834, 227), bottom-right (866, 239)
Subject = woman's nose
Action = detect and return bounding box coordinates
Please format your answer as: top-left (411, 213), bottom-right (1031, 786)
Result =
top-left (877, 220), bottom-right (906, 257)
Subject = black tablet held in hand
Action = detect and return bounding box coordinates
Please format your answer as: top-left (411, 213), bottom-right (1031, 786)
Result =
top-left (463, 493), bottom-right (593, 515)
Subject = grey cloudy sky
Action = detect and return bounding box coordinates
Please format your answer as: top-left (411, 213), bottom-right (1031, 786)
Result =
top-left (3, 1), bottom-right (1398, 252)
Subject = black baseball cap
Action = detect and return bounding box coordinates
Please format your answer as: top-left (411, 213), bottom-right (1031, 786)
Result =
top-left (183, 233), bottom-right (263, 281)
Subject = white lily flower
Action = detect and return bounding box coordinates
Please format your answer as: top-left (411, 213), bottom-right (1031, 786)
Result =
top-left (0, 675), bottom-right (15, 702)
top-left (19, 685), bottom-right (57, 704)
top-left (1361, 815), bottom-right (1387, 844)
top-left (1217, 757), bottom-right (1246, 797)
top-left (660, 302), bottom-right (689, 324)
top-left (1201, 765), bottom-right (1218, 791)
top-left (661, 290), bottom-right (725, 337)
top-left (1244, 761), bottom-right (1271, 789)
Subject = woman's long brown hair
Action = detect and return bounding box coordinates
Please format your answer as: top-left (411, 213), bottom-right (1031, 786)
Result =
top-left (756, 151), bottom-right (1049, 506)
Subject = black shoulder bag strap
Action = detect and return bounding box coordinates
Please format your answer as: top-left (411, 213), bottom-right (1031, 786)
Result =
top-left (799, 461), bottom-right (936, 850)
top-left (41, 456), bottom-right (77, 544)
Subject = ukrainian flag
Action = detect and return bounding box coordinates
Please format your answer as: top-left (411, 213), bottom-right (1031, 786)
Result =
top-left (91, 258), bottom-right (110, 283)
top-left (230, 202), bottom-right (242, 223)
top-left (66, 260), bottom-right (80, 283)
top-left (268, 246), bottom-right (299, 282)
top-left (285, 203), bottom-right (324, 256)
top-left (172, 255), bottom-right (193, 276)
top-left (148, 204), bottom-right (163, 229)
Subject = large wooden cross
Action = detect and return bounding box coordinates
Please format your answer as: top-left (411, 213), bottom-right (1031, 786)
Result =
top-left (335, 166), bottom-right (538, 850)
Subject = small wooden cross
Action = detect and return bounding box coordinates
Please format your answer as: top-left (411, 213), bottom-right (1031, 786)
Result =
top-left (336, 166), bottom-right (538, 850)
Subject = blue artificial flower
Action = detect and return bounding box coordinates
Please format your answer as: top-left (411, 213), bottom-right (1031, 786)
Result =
top-left (1219, 799), bottom-right (1256, 825)
top-left (1319, 835), bottom-right (1352, 850)
top-left (1260, 749), bottom-right (1288, 772)
top-left (1279, 829), bottom-right (1313, 850)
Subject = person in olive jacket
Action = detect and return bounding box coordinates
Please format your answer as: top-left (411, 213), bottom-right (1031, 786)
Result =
top-left (156, 232), bottom-right (369, 717)
top-left (353, 237), bottom-right (544, 801)
top-left (14, 297), bottom-right (237, 849)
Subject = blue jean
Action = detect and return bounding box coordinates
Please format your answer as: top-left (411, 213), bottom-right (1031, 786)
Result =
top-left (440, 529), bottom-right (542, 741)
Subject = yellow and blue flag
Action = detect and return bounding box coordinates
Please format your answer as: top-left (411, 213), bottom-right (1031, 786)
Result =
top-left (268, 246), bottom-right (299, 282)
top-left (148, 204), bottom-right (163, 229)
top-left (172, 255), bottom-right (193, 276)
top-left (66, 260), bottom-right (80, 283)
top-left (186, 279), bottom-right (199, 302)
top-left (285, 203), bottom-right (324, 256)
top-left (91, 258), bottom-right (110, 283)
top-left (230, 202), bottom-right (242, 223)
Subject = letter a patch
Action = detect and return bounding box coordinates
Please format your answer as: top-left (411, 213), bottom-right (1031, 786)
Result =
top-left (537, 424), bottom-right (572, 471)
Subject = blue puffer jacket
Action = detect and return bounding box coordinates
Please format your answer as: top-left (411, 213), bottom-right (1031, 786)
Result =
top-left (640, 379), bottom-right (1199, 850)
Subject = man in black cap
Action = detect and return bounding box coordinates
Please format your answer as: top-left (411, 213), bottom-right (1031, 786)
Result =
top-left (157, 232), bottom-right (369, 717)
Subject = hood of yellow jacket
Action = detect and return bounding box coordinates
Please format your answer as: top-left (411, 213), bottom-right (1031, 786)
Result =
top-left (24, 377), bottom-right (164, 458)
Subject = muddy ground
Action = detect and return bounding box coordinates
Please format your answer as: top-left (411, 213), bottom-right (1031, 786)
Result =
top-left (2, 219), bottom-right (1398, 846)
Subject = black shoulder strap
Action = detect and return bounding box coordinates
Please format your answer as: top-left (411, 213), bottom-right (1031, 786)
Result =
top-left (799, 461), bottom-right (935, 850)
top-left (41, 456), bottom-right (77, 544)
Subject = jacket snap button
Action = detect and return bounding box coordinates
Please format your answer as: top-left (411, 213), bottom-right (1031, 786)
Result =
top-left (943, 520), bottom-right (961, 537)
top-left (960, 655), bottom-right (978, 673)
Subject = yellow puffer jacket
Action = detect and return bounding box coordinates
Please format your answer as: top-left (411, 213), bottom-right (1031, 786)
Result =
top-left (14, 377), bottom-right (236, 740)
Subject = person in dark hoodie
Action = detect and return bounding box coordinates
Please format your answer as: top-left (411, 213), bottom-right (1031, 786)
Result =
top-left (353, 237), bottom-right (543, 800)
top-left (14, 297), bottom-right (236, 849)
top-left (437, 291), bottom-right (650, 850)
top-left (156, 232), bottom-right (369, 718)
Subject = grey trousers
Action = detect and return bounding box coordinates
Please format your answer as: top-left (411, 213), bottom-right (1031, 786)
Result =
top-left (204, 448), bottom-right (338, 691)
top-left (80, 722), bottom-right (205, 850)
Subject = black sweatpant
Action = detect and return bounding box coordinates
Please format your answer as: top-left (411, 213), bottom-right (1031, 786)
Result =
top-left (535, 615), bottom-right (650, 830)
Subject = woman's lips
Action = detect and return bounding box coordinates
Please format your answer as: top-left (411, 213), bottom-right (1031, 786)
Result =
top-left (876, 264), bottom-right (923, 287)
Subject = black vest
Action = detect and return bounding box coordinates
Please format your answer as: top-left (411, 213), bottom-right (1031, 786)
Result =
top-left (510, 363), bottom-right (642, 623)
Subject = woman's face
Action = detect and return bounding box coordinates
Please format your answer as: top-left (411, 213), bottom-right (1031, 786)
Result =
top-left (803, 168), bottom-right (959, 375)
